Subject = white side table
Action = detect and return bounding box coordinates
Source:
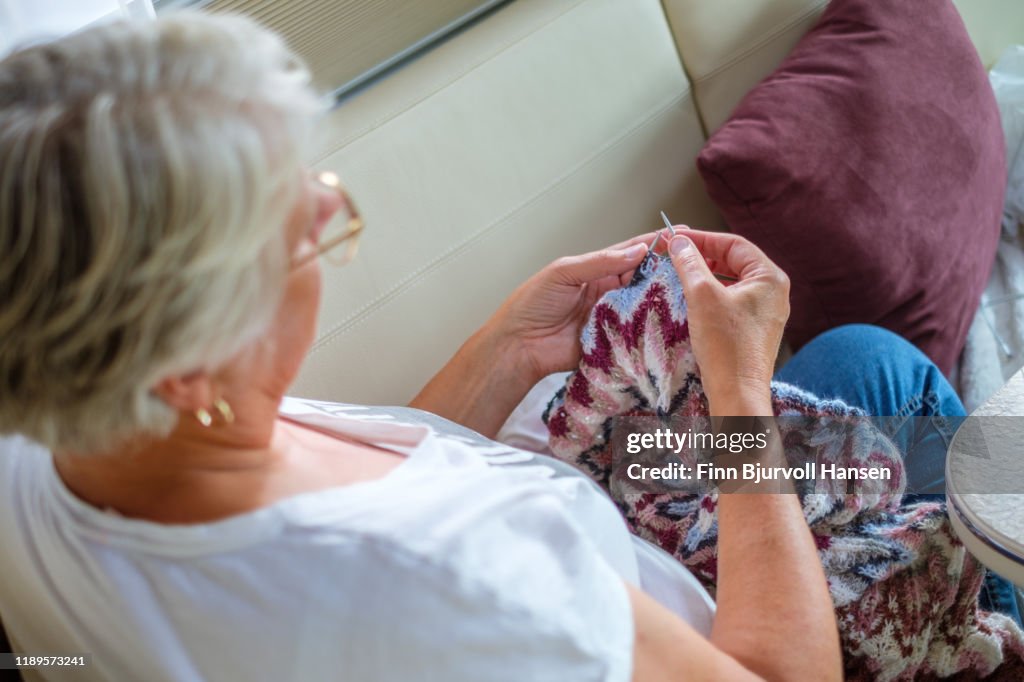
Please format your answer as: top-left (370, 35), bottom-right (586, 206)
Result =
top-left (947, 370), bottom-right (1024, 587)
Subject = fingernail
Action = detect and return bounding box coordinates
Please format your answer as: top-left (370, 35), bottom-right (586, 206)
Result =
top-left (669, 236), bottom-right (691, 256)
top-left (623, 243), bottom-right (646, 257)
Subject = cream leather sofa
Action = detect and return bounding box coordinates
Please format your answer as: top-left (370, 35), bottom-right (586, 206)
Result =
top-left (295, 0), bottom-right (1024, 405)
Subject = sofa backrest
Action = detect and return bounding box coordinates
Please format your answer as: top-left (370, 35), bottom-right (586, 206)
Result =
top-left (294, 0), bottom-right (718, 403)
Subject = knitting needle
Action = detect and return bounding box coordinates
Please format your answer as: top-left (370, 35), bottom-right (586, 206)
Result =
top-left (660, 211), bottom-right (675, 236)
top-left (659, 211), bottom-right (738, 283)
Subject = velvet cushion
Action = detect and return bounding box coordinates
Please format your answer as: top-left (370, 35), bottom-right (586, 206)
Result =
top-left (696, 0), bottom-right (1005, 375)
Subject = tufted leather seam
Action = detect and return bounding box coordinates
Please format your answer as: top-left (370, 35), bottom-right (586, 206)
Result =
top-left (687, 0), bottom-right (827, 84)
top-left (307, 90), bottom-right (693, 355)
top-left (657, 2), bottom-right (709, 138)
top-left (310, 0), bottom-right (590, 161)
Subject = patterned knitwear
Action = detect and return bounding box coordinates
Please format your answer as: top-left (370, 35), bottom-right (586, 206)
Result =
top-left (543, 251), bottom-right (1024, 681)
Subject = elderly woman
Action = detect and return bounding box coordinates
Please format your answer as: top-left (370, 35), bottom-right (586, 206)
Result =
top-left (0, 13), bottom-right (982, 682)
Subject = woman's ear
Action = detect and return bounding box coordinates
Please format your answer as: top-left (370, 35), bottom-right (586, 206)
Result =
top-left (152, 371), bottom-right (215, 412)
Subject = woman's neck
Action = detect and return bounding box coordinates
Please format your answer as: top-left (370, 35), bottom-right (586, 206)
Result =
top-left (53, 414), bottom-right (288, 521)
top-left (52, 416), bottom-right (403, 524)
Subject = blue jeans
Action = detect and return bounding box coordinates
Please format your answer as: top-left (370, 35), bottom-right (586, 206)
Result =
top-left (775, 324), bottom-right (1022, 627)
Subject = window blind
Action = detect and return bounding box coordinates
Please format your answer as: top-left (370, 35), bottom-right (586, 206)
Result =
top-left (158, 0), bottom-right (508, 98)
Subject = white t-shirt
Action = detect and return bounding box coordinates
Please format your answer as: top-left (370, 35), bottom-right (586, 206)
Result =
top-left (0, 398), bottom-right (714, 681)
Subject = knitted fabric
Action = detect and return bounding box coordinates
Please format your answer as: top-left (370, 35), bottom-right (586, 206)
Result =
top-left (543, 252), bottom-right (1024, 681)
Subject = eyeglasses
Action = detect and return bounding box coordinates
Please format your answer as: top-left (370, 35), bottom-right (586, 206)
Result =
top-left (290, 171), bottom-right (364, 269)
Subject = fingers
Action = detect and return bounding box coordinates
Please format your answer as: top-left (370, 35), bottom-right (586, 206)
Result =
top-left (668, 235), bottom-right (720, 303)
top-left (548, 227), bottom-right (769, 290)
top-left (675, 228), bottom-right (776, 280)
top-left (553, 242), bottom-right (648, 284)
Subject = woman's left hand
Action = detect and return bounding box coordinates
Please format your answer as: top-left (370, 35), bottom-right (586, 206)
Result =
top-left (412, 232), bottom-right (656, 437)
top-left (490, 233), bottom-right (654, 381)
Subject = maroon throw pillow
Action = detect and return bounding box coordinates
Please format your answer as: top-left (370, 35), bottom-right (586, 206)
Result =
top-left (697, 0), bottom-right (1005, 375)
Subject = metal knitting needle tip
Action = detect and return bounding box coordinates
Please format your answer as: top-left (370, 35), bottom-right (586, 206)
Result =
top-left (649, 210), bottom-right (676, 254)
top-left (662, 209), bottom-right (738, 282)
top-left (660, 210), bottom-right (675, 235)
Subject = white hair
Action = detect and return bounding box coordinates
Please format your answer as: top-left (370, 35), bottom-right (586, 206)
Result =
top-left (0, 13), bottom-right (323, 452)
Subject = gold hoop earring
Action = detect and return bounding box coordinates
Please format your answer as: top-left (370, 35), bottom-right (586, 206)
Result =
top-left (214, 398), bottom-right (235, 424)
top-left (194, 407), bottom-right (213, 427)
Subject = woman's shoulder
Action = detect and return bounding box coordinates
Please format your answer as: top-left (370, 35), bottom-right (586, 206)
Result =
top-left (0, 433), bottom-right (50, 498)
top-left (0, 418), bottom-right (637, 680)
top-left (322, 524), bottom-right (634, 681)
top-left (0, 437), bottom-right (635, 682)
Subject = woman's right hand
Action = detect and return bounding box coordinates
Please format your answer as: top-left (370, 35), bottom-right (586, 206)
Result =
top-left (654, 229), bottom-right (841, 682)
top-left (666, 229), bottom-right (790, 415)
